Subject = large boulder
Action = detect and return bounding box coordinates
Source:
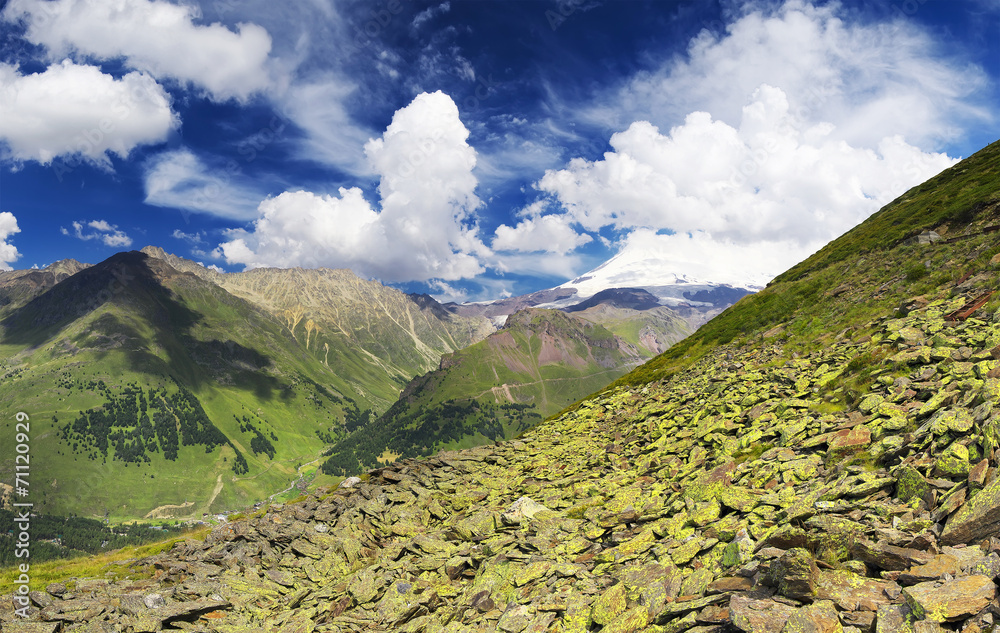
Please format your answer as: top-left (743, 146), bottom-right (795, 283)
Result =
top-left (766, 548), bottom-right (819, 602)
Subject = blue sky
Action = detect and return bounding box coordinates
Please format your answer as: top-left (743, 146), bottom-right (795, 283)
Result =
top-left (0, 0), bottom-right (998, 302)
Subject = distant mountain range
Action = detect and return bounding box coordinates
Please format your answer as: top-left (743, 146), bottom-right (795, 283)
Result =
top-left (0, 244), bottom-right (750, 520)
top-left (447, 248), bottom-right (755, 329)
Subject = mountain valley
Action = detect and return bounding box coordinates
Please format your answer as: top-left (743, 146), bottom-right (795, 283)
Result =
top-left (0, 243), bottom-right (703, 521)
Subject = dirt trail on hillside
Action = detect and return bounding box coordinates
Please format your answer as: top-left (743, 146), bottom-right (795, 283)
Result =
top-left (144, 501), bottom-right (194, 519)
top-left (205, 474), bottom-right (224, 509)
top-left (476, 367), bottom-right (636, 403)
top-left (143, 474), bottom-right (222, 519)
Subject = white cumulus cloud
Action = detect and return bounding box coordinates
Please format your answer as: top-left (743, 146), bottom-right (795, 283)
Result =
top-left (0, 212), bottom-right (22, 270)
top-left (533, 0), bottom-right (981, 288)
top-left (585, 0), bottom-right (990, 149)
top-left (219, 91), bottom-right (491, 283)
top-left (3, 0), bottom-right (274, 102)
top-left (538, 84), bottom-right (957, 284)
top-left (492, 214), bottom-right (592, 254)
top-left (62, 220), bottom-right (133, 248)
top-left (0, 60), bottom-right (177, 166)
top-left (543, 85), bottom-right (957, 243)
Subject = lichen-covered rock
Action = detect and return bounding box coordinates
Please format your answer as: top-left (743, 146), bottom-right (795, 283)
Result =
top-left (497, 604), bottom-right (532, 632)
top-left (591, 582), bottom-right (628, 625)
top-left (895, 466), bottom-right (929, 503)
top-left (929, 408), bottom-right (974, 435)
top-left (814, 570), bottom-right (896, 612)
top-left (933, 442), bottom-right (969, 478)
top-left (600, 606), bottom-right (651, 633)
top-left (780, 600), bottom-right (842, 633)
top-left (901, 575), bottom-right (996, 622)
top-left (876, 604), bottom-right (916, 633)
top-left (729, 594), bottom-right (798, 633)
top-left (500, 496), bottom-right (552, 525)
top-left (348, 567), bottom-right (385, 604)
top-left (850, 538), bottom-right (934, 572)
top-left (940, 473), bottom-right (1000, 545)
top-left (767, 548), bottom-right (820, 602)
top-left (722, 529), bottom-right (755, 568)
top-left (827, 426), bottom-right (871, 459)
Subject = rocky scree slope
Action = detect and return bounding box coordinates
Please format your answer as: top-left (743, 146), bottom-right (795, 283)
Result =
top-left (6, 141), bottom-right (1000, 632)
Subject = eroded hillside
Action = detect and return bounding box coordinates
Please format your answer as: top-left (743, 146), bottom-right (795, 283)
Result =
top-left (141, 247), bottom-right (495, 410)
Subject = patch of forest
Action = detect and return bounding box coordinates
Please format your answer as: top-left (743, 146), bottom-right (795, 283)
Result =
top-left (0, 510), bottom-right (185, 566)
top-left (57, 380), bottom-right (250, 473)
top-left (234, 413), bottom-right (277, 459)
top-left (320, 400), bottom-right (540, 476)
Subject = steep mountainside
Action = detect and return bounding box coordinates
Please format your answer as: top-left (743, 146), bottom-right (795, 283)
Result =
top-left (140, 246), bottom-right (494, 410)
top-left (329, 290), bottom-right (693, 474)
top-left (318, 308), bottom-right (675, 475)
top-left (0, 249), bottom-right (495, 520)
top-left (570, 298), bottom-right (692, 358)
top-left (5, 141), bottom-right (1000, 633)
top-left (0, 252), bottom-right (374, 519)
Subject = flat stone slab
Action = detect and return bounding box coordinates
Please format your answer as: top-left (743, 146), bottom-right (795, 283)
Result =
top-left (729, 594), bottom-right (797, 633)
top-left (782, 600), bottom-right (841, 633)
top-left (902, 575), bottom-right (996, 622)
top-left (815, 570), bottom-right (896, 611)
top-left (897, 554), bottom-right (959, 586)
top-left (851, 538), bottom-right (934, 571)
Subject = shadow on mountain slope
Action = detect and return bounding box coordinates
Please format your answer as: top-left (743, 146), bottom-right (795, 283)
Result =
top-left (0, 251), bottom-right (281, 399)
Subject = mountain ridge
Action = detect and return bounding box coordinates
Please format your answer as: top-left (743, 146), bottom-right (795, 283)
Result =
top-left (138, 246), bottom-right (495, 408)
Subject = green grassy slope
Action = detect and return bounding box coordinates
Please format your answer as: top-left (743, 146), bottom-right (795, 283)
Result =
top-left (0, 252), bottom-right (372, 520)
top-left (318, 307), bottom-right (684, 475)
top-left (572, 304), bottom-right (692, 355)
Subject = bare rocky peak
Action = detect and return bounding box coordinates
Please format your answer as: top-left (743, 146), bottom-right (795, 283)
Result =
top-left (139, 246), bottom-right (495, 374)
